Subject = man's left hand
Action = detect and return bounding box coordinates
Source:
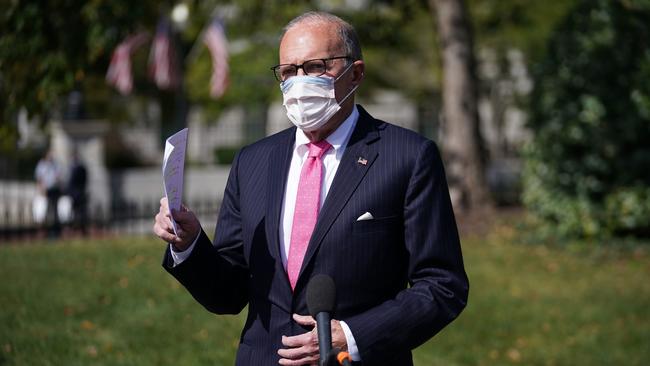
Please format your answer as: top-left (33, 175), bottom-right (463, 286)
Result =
top-left (277, 313), bottom-right (348, 366)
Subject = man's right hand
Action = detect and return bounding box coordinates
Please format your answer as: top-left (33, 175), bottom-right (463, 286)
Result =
top-left (153, 197), bottom-right (200, 252)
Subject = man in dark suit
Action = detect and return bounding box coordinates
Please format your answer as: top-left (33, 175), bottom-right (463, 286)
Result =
top-left (154, 11), bottom-right (468, 365)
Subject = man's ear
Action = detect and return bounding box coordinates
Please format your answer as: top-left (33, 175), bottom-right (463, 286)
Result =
top-left (351, 60), bottom-right (365, 86)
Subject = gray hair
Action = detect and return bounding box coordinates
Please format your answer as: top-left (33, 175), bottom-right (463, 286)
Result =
top-left (281, 11), bottom-right (363, 61)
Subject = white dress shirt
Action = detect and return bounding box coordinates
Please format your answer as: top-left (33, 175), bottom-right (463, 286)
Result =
top-left (170, 106), bottom-right (361, 360)
top-left (279, 106), bottom-right (358, 266)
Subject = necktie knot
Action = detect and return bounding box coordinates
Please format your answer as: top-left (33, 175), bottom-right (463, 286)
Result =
top-left (307, 140), bottom-right (332, 159)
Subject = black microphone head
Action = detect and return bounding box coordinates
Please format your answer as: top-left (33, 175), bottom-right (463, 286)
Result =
top-left (306, 274), bottom-right (336, 316)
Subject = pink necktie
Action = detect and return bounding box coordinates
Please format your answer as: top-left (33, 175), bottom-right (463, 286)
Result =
top-left (287, 140), bottom-right (332, 290)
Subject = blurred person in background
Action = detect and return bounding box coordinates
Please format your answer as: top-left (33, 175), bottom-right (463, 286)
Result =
top-left (67, 149), bottom-right (88, 236)
top-left (35, 149), bottom-right (62, 239)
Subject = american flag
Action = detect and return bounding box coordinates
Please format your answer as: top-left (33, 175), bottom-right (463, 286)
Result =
top-left (149, 18), bottom-right (181, 90)
top-left (106, 32), bottom-right (149, 95)
top-left (203, 18), bottom-right (229, 99)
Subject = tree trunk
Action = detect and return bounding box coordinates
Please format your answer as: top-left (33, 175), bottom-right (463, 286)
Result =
top-left (430, 0), bottom-right (491, 210)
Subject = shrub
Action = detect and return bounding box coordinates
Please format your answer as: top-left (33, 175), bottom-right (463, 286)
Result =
top-left (523, 0), bottom-right (650, 238)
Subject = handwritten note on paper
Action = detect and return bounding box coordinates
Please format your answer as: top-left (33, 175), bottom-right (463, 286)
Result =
top-left (162, 128), bottom-right (188, 235)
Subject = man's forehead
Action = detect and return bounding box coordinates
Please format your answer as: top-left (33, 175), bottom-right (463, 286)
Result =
top-left (279, 22), bottom-right (342, 63)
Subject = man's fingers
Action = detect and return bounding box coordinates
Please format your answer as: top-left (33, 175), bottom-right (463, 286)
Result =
top-left (153, 222), bottom-right (178, 243)
top-left (176, 228), bottom-right (186, 238)
top-left (163, 215), bottom-right (176, 232)
top-left (281, 331), bottom-right (318, 348)
top-left (171, 208), bottom-right (195, 224)
top-left (155, 211), bottom-right (174, 233)
top-left (278, 332), bottom-right (319, 365)
top-left (159, 200), bottom-right (173, 222)
top-left (277, 346), bottom-right (307, 360)
top-left (153, 210), bottom-right (182, 243)
top-left (292, 314), bottom-right (316, 327)
top-left (154, 197), bottom-right (196, 247)
top-left (278, 354), bottom-right (319, 366)
top-left (172, 210), bottom-right (187, 223)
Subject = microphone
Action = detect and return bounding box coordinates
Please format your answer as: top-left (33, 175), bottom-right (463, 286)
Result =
top-left (306, 274), bottom-right (336, 366)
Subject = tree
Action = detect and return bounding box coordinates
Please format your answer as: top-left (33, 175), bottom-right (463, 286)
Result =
top-left (0, 0), bottom-right (160, 153)
top-left (467, 0), bottom-right (578, 62)
top-left (466, 0), bottom-right (579, 160)
top-left (523, 0), bottom-right (650, 238)
top-left (430, 0), bottom-right (490, 210)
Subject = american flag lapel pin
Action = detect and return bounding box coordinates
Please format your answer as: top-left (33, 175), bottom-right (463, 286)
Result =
top-left (357, 157), bottom-right (368, 166)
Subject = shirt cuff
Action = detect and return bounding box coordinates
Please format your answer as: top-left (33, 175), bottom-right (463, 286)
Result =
top-left (169, 232), bottom-right (201, 267)
top-left (339, 320), bottom-right (361, 361)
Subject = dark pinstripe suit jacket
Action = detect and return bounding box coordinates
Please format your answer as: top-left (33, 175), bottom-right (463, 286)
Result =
top-left (163, 105), bottom-right (469, 365)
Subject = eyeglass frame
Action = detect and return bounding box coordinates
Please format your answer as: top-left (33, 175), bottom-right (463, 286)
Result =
top-left (270, 56), bottom-right (351, 82)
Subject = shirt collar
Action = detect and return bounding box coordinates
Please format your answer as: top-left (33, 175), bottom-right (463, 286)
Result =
top-left (294, 105), bottom-right (359, 158)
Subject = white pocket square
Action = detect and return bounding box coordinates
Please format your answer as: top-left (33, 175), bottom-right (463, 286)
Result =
top-left (356, 212), bottom-right (374, 221)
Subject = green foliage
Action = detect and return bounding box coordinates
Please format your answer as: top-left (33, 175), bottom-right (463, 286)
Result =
top-left (1, 231), bottom-right (648, 365)
top-left (185, 0), bottom-right (310, 118)
top-left (0, 0), bottom-right (579, 133)
top-left (347, 1), bottom-right (440, 103)
top-left (468, 0), bottom-right (579, 62)
top-left (523, 0), bottom-right (650, 238)
top-left (0, 1), bottom-right (160, 125)
top-left (605, 186), bottom-right (650, 236)
top-left (0, 124), bottom-right (19, 154)
top-left (213, 146), bottom-right (241, 165)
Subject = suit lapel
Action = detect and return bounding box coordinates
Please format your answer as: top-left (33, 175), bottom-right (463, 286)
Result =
top-left (266, 129), bottom-right (295, 282)
top-left (297, 108), bottom-right (380, 286)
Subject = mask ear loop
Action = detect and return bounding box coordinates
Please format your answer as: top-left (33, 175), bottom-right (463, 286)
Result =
top-left (335, 61), bottom-right (360, 105)
top-left (337, 84), bottom-right (359, 106)
top-left (334, 61), bottom-right (356, 82)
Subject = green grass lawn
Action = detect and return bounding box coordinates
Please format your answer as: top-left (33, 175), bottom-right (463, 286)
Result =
top-left (1, 226), bottom-right (648, 365)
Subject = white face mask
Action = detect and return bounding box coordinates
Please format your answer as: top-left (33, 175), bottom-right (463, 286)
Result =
top-left (280, 63), bottom-right (357, 132)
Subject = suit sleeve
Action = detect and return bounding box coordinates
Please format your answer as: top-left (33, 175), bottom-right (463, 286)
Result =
top-left (162, 150), bottom-right (249, 315)
top-left (344, 140), bottom-right (469, 364)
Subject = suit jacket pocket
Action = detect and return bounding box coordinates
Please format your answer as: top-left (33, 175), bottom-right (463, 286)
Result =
top-left (352, 215), bottom-right (400, 234)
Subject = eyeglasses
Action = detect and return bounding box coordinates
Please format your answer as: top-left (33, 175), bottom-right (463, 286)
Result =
top-left (271, 56), bottom-right (350, 82)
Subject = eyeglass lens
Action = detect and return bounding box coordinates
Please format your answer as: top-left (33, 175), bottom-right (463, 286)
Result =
top-left (277, 59), bottom-right (327, 81)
